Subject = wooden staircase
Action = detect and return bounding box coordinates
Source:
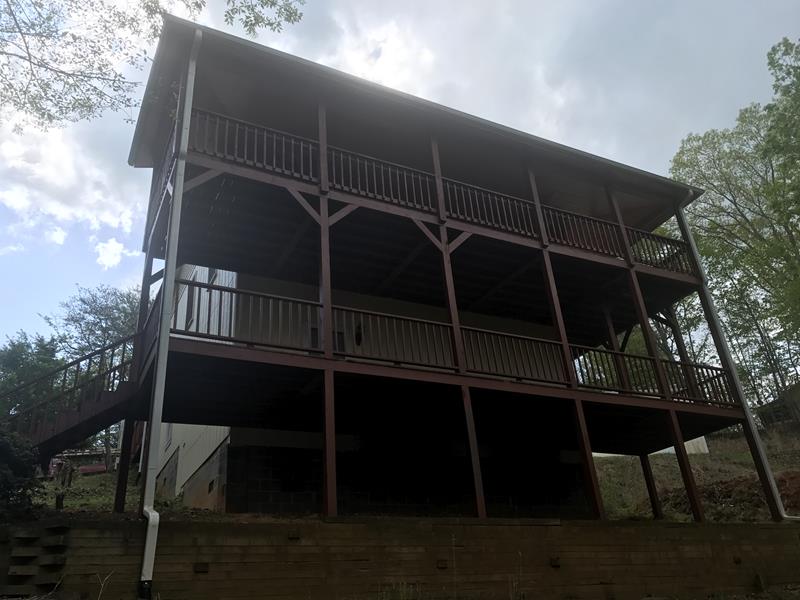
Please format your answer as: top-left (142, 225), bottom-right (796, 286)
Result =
top-left (0, 335), bottom-right (142, 460)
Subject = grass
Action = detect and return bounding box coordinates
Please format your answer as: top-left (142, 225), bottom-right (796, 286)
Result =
top-left (595, 426), bottom-right (800, 521)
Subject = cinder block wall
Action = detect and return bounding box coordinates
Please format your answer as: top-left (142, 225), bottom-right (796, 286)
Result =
top-left (2, 518), bottom-right (799, 599)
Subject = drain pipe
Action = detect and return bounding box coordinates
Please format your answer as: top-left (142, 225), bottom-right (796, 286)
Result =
top-left (676, 198), bottom-right (797, 522)
top-left (138, 28), bottom-right (203, 600)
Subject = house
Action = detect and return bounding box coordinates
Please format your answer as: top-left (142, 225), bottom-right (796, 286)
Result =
top-left (1, 14), bottom-right (787, 597)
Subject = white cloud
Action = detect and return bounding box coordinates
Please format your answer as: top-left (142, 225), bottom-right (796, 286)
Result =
top-left (94, 237), bottom-right (140, 270)
top-left (0, 243), bottom-right (24, 256)
top-left (44, 226), bottom-right (67, 245)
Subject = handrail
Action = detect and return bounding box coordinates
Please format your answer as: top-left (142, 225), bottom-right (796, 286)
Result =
top-left (331, 304), bottom-right (451, 328)
top-left (444, 178), bottom-right (539, 238)
top-left (461, 325), bottom-right (556, 345)
top-left (193, 107), bottom-right (321, 146)
top-left (542, 204), bottom-right (626, 258)
top-left (176, 279), bottom-right (321, 308)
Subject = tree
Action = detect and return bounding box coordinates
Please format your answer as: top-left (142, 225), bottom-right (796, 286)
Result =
top-left (670, 37), bottom-right (800, 405)
top-left (0, 425), bottom-right (41, 515)
top-left (44, 284), bottom-right (140, 359)
top-left (0, 331), bottom-right (61, 417)
top-left (1, 0), bottom-right (304, 129)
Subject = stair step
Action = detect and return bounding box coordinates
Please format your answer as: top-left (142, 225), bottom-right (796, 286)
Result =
top-left (40, 534), bottom-right (68, 547)
top-left (10, 546), bottom-right (41, 558)
top-left (8, 564), bottom-right (39, 576)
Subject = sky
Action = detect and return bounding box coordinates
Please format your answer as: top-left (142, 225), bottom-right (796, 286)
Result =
top-left (1, 0), bottom-right (799, 343)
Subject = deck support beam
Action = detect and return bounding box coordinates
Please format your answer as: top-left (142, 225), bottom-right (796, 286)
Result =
top-left (319, 196), bottom-right (334, 359)
top-left (461, 386), bottom-right (487, 518)
top-left (668, 409), bottom-right (704, 522)
top-left (602, 307), bottom-right (631, 391)
top-left (639, 453), bottom-right (663, 519)
top-left (113, 417), bottom-right (135, 513)
top-left (675, 202), bottom-right (785, 522)
top-left (323, 368), bottom-right (337, 516)
top-left (663, 306), bottom-right (702, 399)
top-left (574, 399), bottom-right (604, 519)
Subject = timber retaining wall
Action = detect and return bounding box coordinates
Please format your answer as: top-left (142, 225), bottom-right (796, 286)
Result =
top-left (1, 517), bottom-right (799, 599)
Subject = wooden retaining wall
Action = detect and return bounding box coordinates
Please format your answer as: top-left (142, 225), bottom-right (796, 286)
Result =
top-left (2, 517), bottom-right (799, 599)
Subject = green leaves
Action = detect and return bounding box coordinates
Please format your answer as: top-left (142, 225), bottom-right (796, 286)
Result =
top-left (0, 0), bottom-right (304, 128)
top-left (670, 37), bottom-right (800, 405)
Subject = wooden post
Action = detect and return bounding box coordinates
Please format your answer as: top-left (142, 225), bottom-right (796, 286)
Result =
top-left (639, 453), bottom-right (663, 519)
top-left (668, 409), bottom-right (703, 522)
top-left (602, 307), bottom-right (631, 391)
top-left (541, 251), bottom-right (577, 386)
top-left (606, 187), bottom-right (634, 265)
top-left (574, 399), bottom-right (604, 519)
top-left (431, 138), bottom-right (447, 223)
top-left (627, 270), bottom-right (672, 400)
top-left (113, 417), bottom-right (135, 513)
top-left (528, 170), bottom-right (549, 245)
top-left (461, 386), bottom-right (487, 518)
top-left (664, 307), bottom-right (702, 400)
top-left (439, 226), bottom-right (467, 370)
top-left (675, 202), bottom-right (784, 521)
top-left (318, 103), bottom-right (329, 195)
top-left (322, 368), bottom-right (337, 516)
top-left (319, 196), bottom-right (334, 358)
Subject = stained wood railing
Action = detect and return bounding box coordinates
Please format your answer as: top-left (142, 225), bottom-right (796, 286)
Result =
top-left (627, 227), bottom-right (697, 276)
top-left (328, 147), bottom-right (437, 213)
top-left (462, 327), bottom-right (565, 383)
top-left (1, 335), bottom-right (136, 440)
top-left (443, 179), bottom-right (539, 238)
top-left (661, 360), bottom-right (736, 406)
top-left (189, 109), bottom-right (320, 183)
top-left (542, 206), bottom-right (626, 259)
top-left (571, 345), bottom-right (661, 396)
top-left (173, 279), bottom-right (322, 352)
top-left (332, 307), bottom-right (455, 368)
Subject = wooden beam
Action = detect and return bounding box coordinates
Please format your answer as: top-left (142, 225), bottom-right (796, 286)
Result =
top-left (528, 170), bottom-right (549, 245)
top-left (461, 386), bottom-right (487, 518)
top-left (323, 368), bottom-right (337, 516)
top-left (184, 169), bottom-right (221, 193)
top-left (439, 225), bottom-right (466, 371)
top-left (318, 103), bottom-right (329, 195)
top-left (541, 250), bottom-right (577, 387)
top-left (668, 409), bottom-right (703, 522)
top-left (574, 399), bottom-right (605, 519)
top-left (664, 306), bottom-right (702, 399)
top-left (329, 204), bottom-right (359, 226)
top-left (602, 307), bottom-right (631, 391)
top-left (447, 231), bottom-right (472, 254)
top-left (627, 270), bottom-right (672, 400)
top-left (287, 189), bottom-right (320, 224)
top-left (606, 187), bottom-right (634, 266)
top-left (639, 453), bottom-right (663, 519)
top-left (431, 138), bottom-right (447, 222)
top-left (113, 417), bottom-right (135, 513)
top-left (319, 197), bottom-right (333, 358)
top-left (414, 219), bottom-right (443, 251)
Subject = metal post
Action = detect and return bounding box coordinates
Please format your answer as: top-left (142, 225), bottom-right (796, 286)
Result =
top-left (639, 453), bottom-right (663, 519)
top-left (114, 417), bottom-right (135, 513)
top-left (138, 29), bottom-right (202, 599)
top-left (675, 203), bottom-right (787, 521)
top-left (322, 368), bottom-right (337, 516)
top-left (574, 399), bottom-right (605, 519)
top-left (667, 409), bottom-right (703, 522)
top-left (461, 386), bottom-right (487, 518)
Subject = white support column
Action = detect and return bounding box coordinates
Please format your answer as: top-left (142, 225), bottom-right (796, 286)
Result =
top-left (138, 29), bottom-right (203, 599)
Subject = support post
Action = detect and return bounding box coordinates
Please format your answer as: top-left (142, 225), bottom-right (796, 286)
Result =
top-left (461, 386), bottom-right (487, 518)
top-left (528, 170), bottom-right (549, 245)
top-left (319, 196), bottom-right (334, 358)
top-left (322, 368), bottom-right (337, 516)
top-left (139, 29), bottom-right (202, 600)
top-left (675, 202), bottom-right (785, 521)
top-left (602, 307), bottom-right (631, 391)
top-left (541, 251), bottom-right (577, 386)
top-left (627, 270), bottom-right (672, 400)
top-left (639, 453), bottom-right (663, 519)
top-left (668, 409), bottom-right (703, 522)
top-left (664, 306), bottom-right (702, 400)
top-left (318, 103), bottom-right (329, 195)
top-left (439, 226), bottom-right (467, 370)
top-left (431, 138), bottom-right (447, 223)
top-left (574, 399), bottom-right (604, 519)
top-left (113, 417), bottom-right (135, 513)
top-left (607, 187), bottom-right (634, 265)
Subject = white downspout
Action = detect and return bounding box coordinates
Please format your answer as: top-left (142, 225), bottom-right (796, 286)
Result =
top-left (138, 27), bottom-right (203, 600)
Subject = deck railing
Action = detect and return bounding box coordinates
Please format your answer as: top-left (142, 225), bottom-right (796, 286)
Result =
top-left (174, 279), bottom-right (322, 352)
top-left (189, 109), bottom-right (320, 183)
top-left (627, 227), bottom-right (697, 276)
top-left (332, 307), bottom-right (455, 368)
top-left (662, 360), bottom-right (736, 406)
top-left (328, 147), bottom-right (437, 213)
top-left (462, 327), bottom-right (565, 383)
top-left (542, 205), bottom-right (626, 259)
top-left (571, 345), bottom-right (661, 396)
top-left (1, 335), bottom-right (136, 439)
top-left (443, 179), bottom-right (539, 238)
top-left (183, 108), bottom-right (698, 277)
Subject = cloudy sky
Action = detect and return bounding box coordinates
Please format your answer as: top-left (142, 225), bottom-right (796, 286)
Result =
top-left (1, 0), bottom-right (799, 342)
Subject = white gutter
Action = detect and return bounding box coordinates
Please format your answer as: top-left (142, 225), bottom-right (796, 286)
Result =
top-left (138, 28), bottom-right (203, 600)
